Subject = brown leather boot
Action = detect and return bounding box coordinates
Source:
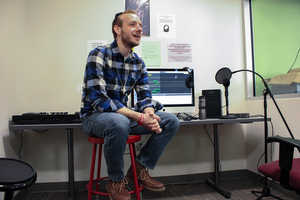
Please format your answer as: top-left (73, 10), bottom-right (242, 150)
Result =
top-left (106, 179), bottom-right (131, 200)
top-left (126, 161), bottom-right (165, 192)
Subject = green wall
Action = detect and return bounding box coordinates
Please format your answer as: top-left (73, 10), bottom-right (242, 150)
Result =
top-left (252, 0), bottom-right (300, 95)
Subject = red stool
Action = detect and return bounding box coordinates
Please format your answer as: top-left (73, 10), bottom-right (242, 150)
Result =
top-left (87, 135), bottom-right (143, 200)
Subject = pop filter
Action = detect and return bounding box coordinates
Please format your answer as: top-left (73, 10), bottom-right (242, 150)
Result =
top-left (215, 67), bottom-right (236, 119)
top-left (215, 67), bottom-right (232, 84)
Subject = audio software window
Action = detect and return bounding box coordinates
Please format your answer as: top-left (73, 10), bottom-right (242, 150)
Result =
top-left (148, 73), bottom-right (190, 95)
top-left (146, 69), bottom-right (194, 107)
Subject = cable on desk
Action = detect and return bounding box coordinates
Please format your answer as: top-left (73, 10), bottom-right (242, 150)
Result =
top-left (176, 112), bottom-right (198, 120)
top-left (176, 113), bottom-right (184, 120)
top-left (183, 112), bottom-right (198, 120)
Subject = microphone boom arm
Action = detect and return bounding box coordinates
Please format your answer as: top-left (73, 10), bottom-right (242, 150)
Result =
top-left (232, 69), bottom-right (294, 139)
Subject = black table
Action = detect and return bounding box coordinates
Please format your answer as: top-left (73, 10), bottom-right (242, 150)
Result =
top-left (181, 117), bottom-right (269, 198)
top-left (9, 122), bottom-right (82, 200)
top-left (9, 117), bottom-right (267, 199)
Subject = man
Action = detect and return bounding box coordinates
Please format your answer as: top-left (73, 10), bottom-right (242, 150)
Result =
top-left (80, 10), bottom-right (180, 200)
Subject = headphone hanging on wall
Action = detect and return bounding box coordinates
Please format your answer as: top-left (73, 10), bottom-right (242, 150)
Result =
top-left (163, 24), bottom-right (169, 32)
top-left (183, 67), bottom-right (194, 88)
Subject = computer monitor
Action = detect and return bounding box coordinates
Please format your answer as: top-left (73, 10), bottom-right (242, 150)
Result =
top-left (131, 68), bottom-right (195, 111)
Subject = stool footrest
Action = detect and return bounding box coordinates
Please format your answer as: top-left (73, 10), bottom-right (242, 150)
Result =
top-left (129, 186), bottom-right (144, 194)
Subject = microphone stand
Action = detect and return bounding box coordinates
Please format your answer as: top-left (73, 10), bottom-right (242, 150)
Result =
top-left (251, 88), bottom-right (284, 200)
top-left (220, 80), bottom-right (237, 119)
top-left (232, 69), bottom-right (294, 139)
top-left (232, 69), bottom-right (294, 200)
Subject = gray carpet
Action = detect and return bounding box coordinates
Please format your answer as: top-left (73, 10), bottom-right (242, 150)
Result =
top-left (20, 177), bottom-right (297, 200)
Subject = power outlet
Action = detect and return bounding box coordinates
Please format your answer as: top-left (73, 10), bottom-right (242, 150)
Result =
top-left (76, 84), bottom-right (83, 94)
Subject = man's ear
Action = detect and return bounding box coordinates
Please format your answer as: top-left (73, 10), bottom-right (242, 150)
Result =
top-left (114, 25), bottom-right (121, 36)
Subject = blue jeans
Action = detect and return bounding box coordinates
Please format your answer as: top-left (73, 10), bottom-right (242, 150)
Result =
top-left (82, 111), bottom-right (180, 182)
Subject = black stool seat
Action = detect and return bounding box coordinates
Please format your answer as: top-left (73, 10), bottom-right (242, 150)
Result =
top-left (0, 158), bottom-right (37, 200)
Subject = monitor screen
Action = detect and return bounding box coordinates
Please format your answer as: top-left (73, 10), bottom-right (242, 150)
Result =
top-left (131, 68), bottom-right (195, 108)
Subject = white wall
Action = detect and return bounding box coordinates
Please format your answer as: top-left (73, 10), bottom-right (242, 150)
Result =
top-left (0, 1), bottom-right (27, 198)
top-left (0, 1), bottom-right (27, 156)
top-left (0, 0), bottom-right (270, 188)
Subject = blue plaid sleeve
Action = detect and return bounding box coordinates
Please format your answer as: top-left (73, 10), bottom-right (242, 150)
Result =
top-left (81, 47), bottom-right (125, 115)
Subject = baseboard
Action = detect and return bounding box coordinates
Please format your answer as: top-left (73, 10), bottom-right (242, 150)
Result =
top-left (14, 169), bottom-right (299, 199)
top-left (13, 169), bottom-right (247, 200)
top-left (21, 169), bottom-right (248, 193)
top-left (157, 169), bottom-right (248, 185)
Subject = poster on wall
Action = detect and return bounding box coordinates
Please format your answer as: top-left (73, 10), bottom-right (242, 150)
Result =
top-left (141, 41), bottom-right (161, 66)
top-left (157, 14), bottom-right (176, 38)
top-left (87, 40), bottom-right (107, 55)
top-left (126, 0), bottom-right (150, 36)
top-left (168, 43), bottom-right (192, 62)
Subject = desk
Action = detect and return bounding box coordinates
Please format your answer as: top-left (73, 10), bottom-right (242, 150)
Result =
top-left (9, 117), bottom-right (267, 199)
top-left (181, 117), bottom-right (268, 198)
top-left (9, 122), bottom-right (82, 200)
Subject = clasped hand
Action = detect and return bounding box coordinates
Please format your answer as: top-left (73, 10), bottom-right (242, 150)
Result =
top-left (141, 112), bottom-right (162, 134)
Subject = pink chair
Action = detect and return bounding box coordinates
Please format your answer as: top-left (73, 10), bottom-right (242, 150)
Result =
top-left (256, 135), bottom-right (300, 199)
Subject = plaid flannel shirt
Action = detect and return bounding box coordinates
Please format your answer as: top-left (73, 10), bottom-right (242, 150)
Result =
top-left (80, 40), bottom-right (163, 118)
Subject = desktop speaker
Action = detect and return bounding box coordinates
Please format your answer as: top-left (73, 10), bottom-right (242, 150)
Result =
top-left (202, 89), bottom-right (222, 118)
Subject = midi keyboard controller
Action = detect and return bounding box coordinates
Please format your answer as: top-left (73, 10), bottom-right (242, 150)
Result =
top-left (12, 112), bottom-right (80, 124)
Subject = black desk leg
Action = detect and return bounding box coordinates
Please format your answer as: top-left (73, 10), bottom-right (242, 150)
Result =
top-left (205, 124), bottom-right (231, 198)
top-left (4, 191), bottom-right (14, 200)
top-left (67, 129), bottom-right (75, 200)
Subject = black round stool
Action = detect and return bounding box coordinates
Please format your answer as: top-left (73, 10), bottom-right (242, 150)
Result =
top-left (0, 158), bottom-right (37, 200)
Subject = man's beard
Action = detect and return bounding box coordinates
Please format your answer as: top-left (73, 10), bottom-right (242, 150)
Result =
top-left (121, 30), bottom-right (138, 49)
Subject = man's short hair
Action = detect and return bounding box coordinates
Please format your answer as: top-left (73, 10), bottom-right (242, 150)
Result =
top-left (112, 9), bottom-right (137, 39)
